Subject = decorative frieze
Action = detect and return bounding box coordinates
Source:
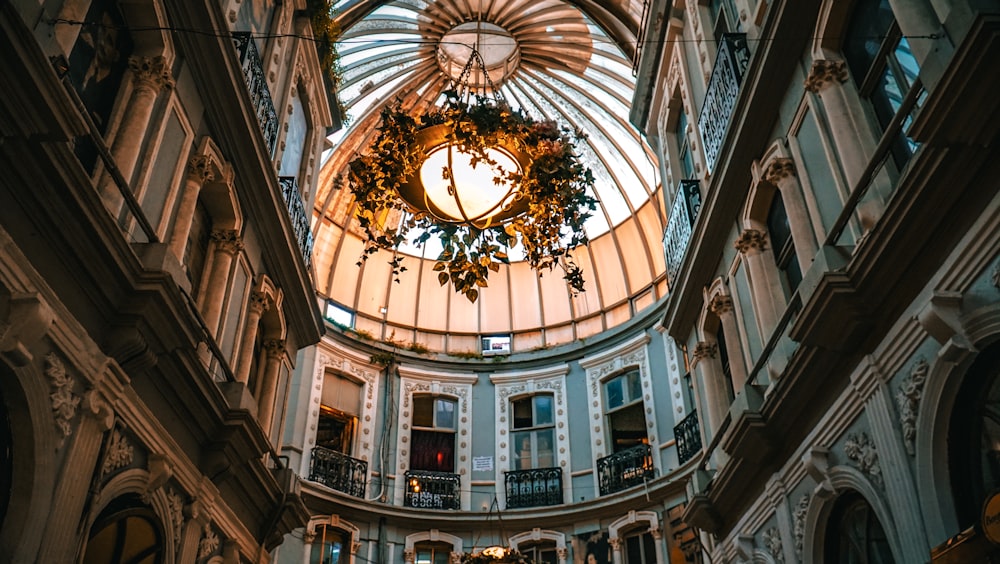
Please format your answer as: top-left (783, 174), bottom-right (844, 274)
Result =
top-left (793, 494), bottom-right (809, 560)
top-left (895, 359), bottom-right (928, 456)
top-left (166, 488), bottom-right (185, 549)
top-left (803, 59), bottom-right (848, 93)
top-left (843, 432), bottom-right (882, 485)
top-left (102, 428), bottom-right (134, 474)
top-left (734, 229), bottom-right (768, 254)
top-left (763, 527), bottom-right (783, 563)
top-left (46, 352), bottom-right (79, 445)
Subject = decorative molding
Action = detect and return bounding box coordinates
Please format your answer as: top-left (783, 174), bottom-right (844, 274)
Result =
top-left (843, 432), bottom-right (882, 485)
top-left (763, 527), bottom-right (784, 563)
top-left (166, 488), bottom-right (185, 549)
top-left (895, 359), bottom-right (928, 456)
top-left (46, 352), bottom-right (79, 445)
top-left (793, 494), bottom-right (809, 560)
top-left (198, 523), bottom-right (219, 560)
top-left (734, 229), bottom-right (768, 254)
top-left (102, 428), bottom-right (134, 474)
top-left (128, 55), bottom-right (175, 92)
top-left (803, 59), bottom-right (848, 93)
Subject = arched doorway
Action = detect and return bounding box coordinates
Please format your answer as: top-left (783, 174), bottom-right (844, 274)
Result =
top-left (82, 494), bottom-right (165, 564)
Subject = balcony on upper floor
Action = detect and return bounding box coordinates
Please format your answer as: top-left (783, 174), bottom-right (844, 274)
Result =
top-left (504, 467), bottom-right (563, 509)
top-left (233, 33), bottom-right (279, 157)
top-left (404, 469), bottom-right (461, 510)
top-left (278, 176), bottom-right (315, 270)
top-left (698, 33), bottom-right (750, 174)
top-left (674, 408), bottom-right (702, 466)
top-left (309, 446), bottom-right (368, 498)
top-left (597, 443), bottom-right (655, 496)
top-left (664, 179), bottom-right (702, 285)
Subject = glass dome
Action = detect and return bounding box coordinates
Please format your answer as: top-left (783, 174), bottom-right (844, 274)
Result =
top-left (311, 0), bottom-right (666, 354)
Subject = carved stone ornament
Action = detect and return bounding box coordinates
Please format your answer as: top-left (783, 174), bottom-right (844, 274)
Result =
top-left (198, 523), bottom-right (220, 560)
top-left (264, 339), bottom-right (286, 360)
top-left (734, 229), bottom-right (768, 254)
top-left (710, 294), bottom-right (734, 315)
top-left (210, 230), bottom-right (244, 254)
top-left (248, 291), bottom-right (270, 315)
top-left (793, 494), bottom-right (810, 559)
top-left (691, 341), bottom-right (718, 367)
top-left (166, 489), bottom-right (185, 548)
top-left (803, 59), bottom-right (848, 93)
top-left (763, 526), bottom-right (784, 563)
top-left (46, 352), bottom-right (79, 445)
top-left (763, 158), bottom-right (795, 184)
top-left (895, 359), bottom-right (928, 456)
top-left (102, 428), bottom-right (134, 474)
top-left (843, 432), bottom-right (882, 485)
top-left (187, 154), bottom-right (216, 183)
top-left (404, 549), bottom-right (415, 564)
top-left (128, 55), bottom-right (175, 92)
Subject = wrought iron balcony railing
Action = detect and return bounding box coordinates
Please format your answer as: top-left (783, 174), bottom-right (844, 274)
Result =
top-left (697, 33), bottom-right (750, 173)
top-left (404, 469), bottom-right (461, 510)
top-left (278, 176), bottom-right (315, 270)
top-left (504, 467), bottom-right (563, 509)
top-left (674, 409), bottom-right (702, 466)
top-left (233, 33), bottom-right (280, 156)
top-left (308, 446), bottom-right (368, 498)
top-left (596, 444), bottom-right (655, 496)
top-left (663, 179), bottom-right (702, 284)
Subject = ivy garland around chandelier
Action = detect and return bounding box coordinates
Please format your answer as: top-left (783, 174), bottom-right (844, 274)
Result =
top-left (347, 89), bottom-right (598, 303)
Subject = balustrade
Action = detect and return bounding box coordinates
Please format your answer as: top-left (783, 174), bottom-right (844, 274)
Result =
top-left (309, 447), bottom-right (368, 498)
top-left (596, 444), bottom-right (655, 496)
top-left (674, 409), bottom-right (702, 465)
top-left (233, 33), bottom-right (280, 156)
top-left (698, 33), bottom-right (750, 173)
top-left (278, 176), bottom-right (315, 270)
top-left (404, 469), bottom-right (460, 509)
top-left (663, 179), bottom-right (702, 284)
top-left (504, 467), bottom-right (563, 509)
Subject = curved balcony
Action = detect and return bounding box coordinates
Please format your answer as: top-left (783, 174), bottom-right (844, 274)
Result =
top-left (596, 444), bottom-right (655, 496)
top-left (404, 469), bottom-right (461, 510)
top-left (504, 467), bottom-right (563, 509)
top-left (309, 447), bottom-right (368, 498)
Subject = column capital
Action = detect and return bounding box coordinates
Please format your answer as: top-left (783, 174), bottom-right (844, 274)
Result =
top-left (210, 230), bottom-right (243, 255)
top-left (264, 339), bottom-right (286, 360)
top-left (709, 294), bottom-right (734, 316)
top-left (804, 59), bottom-right (848, 93)
top-left (128, 55), bottom-right (175, 92)
top-left (609, 537), bottom-right (623, 551)
top-left (248, 291), bottom-right (270, 315)
top-left (734, 229), bottom-right (768, 254)
top-left (186, 154), bottom-right (216, 183)
top-left (763, 157), bottom-right (796, 184)
top-left (691, 341), bottom-right (718, 367)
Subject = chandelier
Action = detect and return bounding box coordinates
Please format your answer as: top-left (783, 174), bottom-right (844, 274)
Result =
top-left (347, 23), bottom-right (597, 303)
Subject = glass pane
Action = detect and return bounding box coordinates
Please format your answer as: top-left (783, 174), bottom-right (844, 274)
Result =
top-left (534, 395), bottom-right (554, 425)
top-left (843, 0), bottom-right (894, 84)
top-left (513, 398), bottom-right (533, 429)
top-left (628, 371), bottom-right (642, 403)
top-left (513, 431), bottom-right (533, 470)
top-left (436, 398), bottom-right (456, 429)
top-left (537, 429), bottom-right (555, 468)
top-left (413, 396), bottom-right (434, 428)
top-left (606, 377), bottom-right (624, 409)
top-left (893, 37), bottom-right (919, 88)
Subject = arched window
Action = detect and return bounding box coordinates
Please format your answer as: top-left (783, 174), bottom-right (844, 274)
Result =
top-left (823, 492), bottom-right (895, 564)
top-left (604, 370), bottom-right (647, 453)
top-left (949, 342), bottom-right (1000, 528)
top-left (410, 395), bottom-right (457, 472)
top-left (414, 541), bottom-right (453, 564)
top-left (843, 0), bottom-right (920, 168)
top-left (765, 190), bottom-right (802, 293)
top-left (82, 495), bottom-right (164, 564)
top-left (311, 525), bottom-right (348, 564)
top-left (622, 527), bottom-right (657, 563)
top-left (519, 542), bottom-right (558, 563)
top-left (511, 394), bottom-right (555, 469)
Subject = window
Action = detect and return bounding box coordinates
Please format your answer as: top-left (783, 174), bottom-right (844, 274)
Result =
top-left (184, 201), bottom-right (212, 296)
top-left (676, 111), bottom-right (695, 180)
top-left (311, 525), bottom-right (348, 564)
top-left (709, 0), bottom-right (741, 38)
top-left (624, 529), bottom-right (657, 564)
top-left (824, 492), bottom-right (895, 563)
top-left (604, 371), bottom-right (647, 453)
top-left (324, 301), bottom-right (354, 328)
top-left (414, 541), bottom-right (453, 564)
top-left (317, 373), bottom-right (362, 454)
top-left (82, 495), bottom-right (164, 564)
top-left (410, 396), bottom-right (457, 472)
top-left (716, 324), bottom-right (735, 401)
top-left (520, 543), bottom-right (558, 564)
top-left (766, 190), bottom-right (803, 293)
top-left (843, 0), bottom-right (921, 168)
top-left (511, 395), bottom-right (555, 469)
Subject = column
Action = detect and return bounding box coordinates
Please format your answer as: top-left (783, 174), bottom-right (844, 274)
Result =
top-left (651, 527), bottom-right (668, 564)
top-left (763, 157), bottom-right (818, 273)
top-left (709, 294), bottom-right (747, 394)
top-left (256, 339), bottom-right (286, 437)
top-left (735, 229), bottom-right (783, 339)
top-left (169, 154), bottom-right (216, 261)
top-left (803, 59), bottom-right (888, 230)
top-left (200, 230), bottom-right (243, 339)
top-left (609, 536), bottom-right (623, 564)
top-left (234, 291), bottom-right (269, 385)
top-left (692, 341), bottom-right (728, 440)
top-left (101, 56), bottom-right (175, 212)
